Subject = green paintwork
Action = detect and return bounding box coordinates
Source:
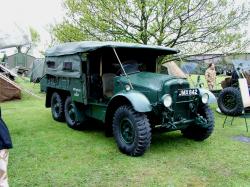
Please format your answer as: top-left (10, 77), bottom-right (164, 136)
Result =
top-left (85, 102), bottom-right (107, 122)
top-left (41, 75), bottom-right (87, 104)
top-left (41, 41), bottom-right (214, 132)
top-left (110, 90), bottom-right (152, 112)
top-left (70, 76), bottom-right (87, 104)
top-left (117, 72), bottom-right (177, 91)
top-left (114, 72), bottom-right (180, 103)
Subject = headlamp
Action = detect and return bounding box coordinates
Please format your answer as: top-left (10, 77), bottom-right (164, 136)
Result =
top-left (201, 93), bottom-right (209, 104)
top-left (162, 94), bottom-right (172, 107)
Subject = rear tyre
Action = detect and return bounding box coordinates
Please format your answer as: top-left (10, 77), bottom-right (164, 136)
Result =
top-left (218, 87), bottom-right (243, 116)
top-left (112, 105), bottom-right (151, 156)
top-left (181, 105), bottom-right (214, 141)
top-left (64, 97), bottom-right (82, 129)
top-left (51, 92), bottom-right (65, 122)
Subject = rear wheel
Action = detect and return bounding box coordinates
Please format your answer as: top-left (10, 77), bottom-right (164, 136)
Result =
top-left (51, 92), bottom-right (65, 122)
top-left (64, 97), bottom-right (82, 129)
top-left (218, 87), bottom-right (243, 116)
top-left (112, 105), bottom-right (151, 156)
top-left (181, 105), bottom-right (214, 141)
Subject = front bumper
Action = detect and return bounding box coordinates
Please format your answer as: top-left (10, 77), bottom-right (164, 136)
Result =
top-left (152, 96), bottom-right (206, 131)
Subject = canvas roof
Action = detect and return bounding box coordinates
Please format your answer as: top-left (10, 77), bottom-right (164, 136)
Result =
top-left (45, 41), bottom-right (179, 57)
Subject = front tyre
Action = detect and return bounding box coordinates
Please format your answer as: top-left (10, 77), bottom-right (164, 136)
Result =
top-left (181, 105), bottom-right (214, 141)
top-left (112, 106), bottom-right (151, 156)
top-left (64, 97), bottom-right (82, 129)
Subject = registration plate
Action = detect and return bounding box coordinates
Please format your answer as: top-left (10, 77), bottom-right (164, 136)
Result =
top-left (178, 89), bottom-right (199, 96)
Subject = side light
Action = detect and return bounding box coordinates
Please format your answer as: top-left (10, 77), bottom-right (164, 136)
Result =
top-left (125, 84), bottom-right (131, 91)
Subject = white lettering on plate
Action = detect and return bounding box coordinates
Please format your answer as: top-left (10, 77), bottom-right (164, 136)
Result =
top-left (178, 89), bottom-right (198, 96)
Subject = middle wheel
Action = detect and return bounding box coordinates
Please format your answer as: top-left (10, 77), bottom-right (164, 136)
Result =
top-left (64, 96), bottom-right (82, 129)
top-left (112, 105), bottom-right (151, 156)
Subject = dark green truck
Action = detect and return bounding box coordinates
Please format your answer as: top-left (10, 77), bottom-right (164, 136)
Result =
top-left (40, 41), bottom-right (214, 156)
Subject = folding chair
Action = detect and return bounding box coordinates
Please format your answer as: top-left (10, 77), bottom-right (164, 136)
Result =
top-left (222, 78), bottom-right (249, 132)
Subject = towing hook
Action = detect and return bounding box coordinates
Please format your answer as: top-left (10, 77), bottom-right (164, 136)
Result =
top-left (195, 115), bottom-right (208, 127)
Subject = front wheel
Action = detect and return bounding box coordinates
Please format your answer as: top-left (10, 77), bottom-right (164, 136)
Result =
top-left (112, 106), bottom-right (151, 156)
top-left (181, 105), bottom-right (214, 141)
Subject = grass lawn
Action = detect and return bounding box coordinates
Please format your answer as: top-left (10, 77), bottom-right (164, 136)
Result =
top-left (1, 78), bottom-right (250, 186)
top-left (187, 74), bottom-right (229, 90)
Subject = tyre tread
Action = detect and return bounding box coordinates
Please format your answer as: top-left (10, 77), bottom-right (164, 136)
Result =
top-left (112, 105), bottom-right (151, 156)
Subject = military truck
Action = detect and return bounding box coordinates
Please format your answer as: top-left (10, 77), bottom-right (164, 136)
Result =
top-left (40, 41), bottom-right (214, 156)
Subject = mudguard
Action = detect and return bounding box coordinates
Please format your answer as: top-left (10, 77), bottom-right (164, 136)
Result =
top-left (198, 88), bottom-right (217, 104)
top-left (110, 90), bottom-right (152, 112)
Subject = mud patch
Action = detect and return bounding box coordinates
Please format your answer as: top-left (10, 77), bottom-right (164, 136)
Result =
top-left (232, 135), bottom-right (250, 143)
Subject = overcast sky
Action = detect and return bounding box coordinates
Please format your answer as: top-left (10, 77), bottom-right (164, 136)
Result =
top-left (0, 0), bottom-right (64, 56)
top-left (0, 0), bottom-right (64, 40)
top-left (0, 0), bottom-right (249, 57)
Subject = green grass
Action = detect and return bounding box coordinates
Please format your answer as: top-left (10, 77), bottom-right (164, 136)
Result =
top-left (1, 79), bottom-right (250, 186)
top-left (187, 74), bottom-right (229, 90)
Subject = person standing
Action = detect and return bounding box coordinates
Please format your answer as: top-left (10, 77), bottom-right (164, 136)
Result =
top-left (205, 63), bottom-right (216, 90)
top-left (0, 108), bottom-right (13, 187)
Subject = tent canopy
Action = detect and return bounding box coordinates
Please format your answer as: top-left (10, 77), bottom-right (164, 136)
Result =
top-left (0, 74), bottom-right (21, 102)
top-left (162, 61), bottom-right (187, 78)
top-left (181, 63), bottom-right (198, 74)
top-left (232, 60), bottom-right (250, 71)
top-left (30, 59), bottom-right (45, 83)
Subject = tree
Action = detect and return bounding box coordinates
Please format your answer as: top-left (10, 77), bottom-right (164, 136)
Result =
top-left (30, 27), bottom-right (40, 44)
top-left (52, 0), bottom-right (250, 56)
top-left (25, 27), bottom-right (41, 55)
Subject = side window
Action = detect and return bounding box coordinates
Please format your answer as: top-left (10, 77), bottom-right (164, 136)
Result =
top-left (63, 62), bottom-right (72, 71)
top-left (47, 61), bottom-right (55, 68)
